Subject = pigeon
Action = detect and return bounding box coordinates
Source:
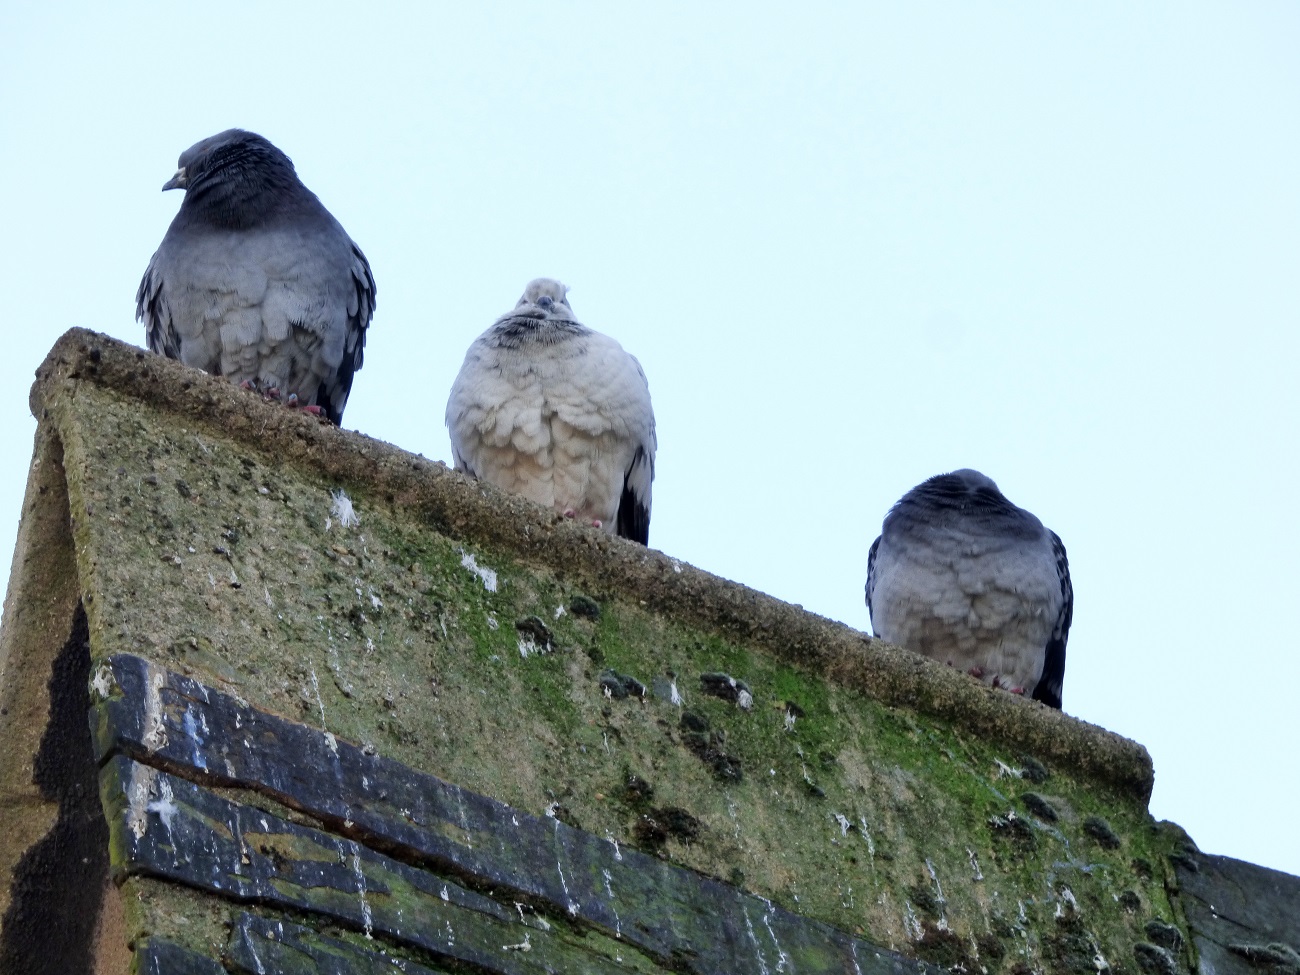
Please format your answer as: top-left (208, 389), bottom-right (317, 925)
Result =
top-left (137, 129), bottom-right (375, 425)
top-left (865, 469), bottom-right (1072, 708)
top-left (446, 279), bottom-right (656, 544)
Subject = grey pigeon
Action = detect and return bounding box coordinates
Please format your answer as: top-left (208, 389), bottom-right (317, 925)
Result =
top-left (865, 469), bottom-right (1072, 708)
top-left (137, 129), bottom-right (375, 425)
top-left (446, 279), bottom-right (656, 544)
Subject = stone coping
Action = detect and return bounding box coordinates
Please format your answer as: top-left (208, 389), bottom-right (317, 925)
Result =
top-left (28, 327), bottom-right (1153, 802)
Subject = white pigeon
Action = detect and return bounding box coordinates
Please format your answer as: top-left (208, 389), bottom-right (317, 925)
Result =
top-left (446, 279), bottom-right (656, 544)
top-left (865, 469), bottom-right (1072, 708)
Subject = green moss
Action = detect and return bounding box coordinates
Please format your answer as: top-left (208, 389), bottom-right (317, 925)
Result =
top-left (117, 877), bottom-right (234, 961)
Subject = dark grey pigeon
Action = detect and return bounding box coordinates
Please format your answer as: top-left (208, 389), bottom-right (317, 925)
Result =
top-left (865, 469), bottom-right (1072, 709)
top-left (137, 129), bottom-right (375, 425)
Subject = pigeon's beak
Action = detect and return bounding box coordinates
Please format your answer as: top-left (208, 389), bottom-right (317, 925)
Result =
top-left (162, 168), bottom-right (188, 191)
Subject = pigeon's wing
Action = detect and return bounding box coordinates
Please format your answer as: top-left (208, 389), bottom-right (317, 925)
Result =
top-left (314, 238), bottom-right (376, 425)
top-left (447, 422), bottom-right (478, 478)
top-left (865, 535), bottom-right (882, 624)
top-left (1030, 531), bottom-right (1072, 709)
top-left (616, 444), bottom-right (653, 544)
top-left (612, 355), bottom-right (656, 544)
top-left (137, 254), bottom-right (182, 360)
top-left (445, 345), bottom-right (487, 475)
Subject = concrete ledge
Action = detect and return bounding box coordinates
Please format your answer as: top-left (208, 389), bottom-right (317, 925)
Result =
top-left (29, 328), bottom-right (1152, 800)
top-left (2, 327), bottom-right (1200, 974)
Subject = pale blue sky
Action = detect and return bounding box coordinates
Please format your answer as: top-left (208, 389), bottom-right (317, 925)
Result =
top-left (2, 3), bottom-right (1298, 876)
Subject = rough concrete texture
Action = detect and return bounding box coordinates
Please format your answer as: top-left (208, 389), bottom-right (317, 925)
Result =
top-left (0, 328), bottom-right (1277, 973)
top-left (1174, 854), bottom-right (1300, 975)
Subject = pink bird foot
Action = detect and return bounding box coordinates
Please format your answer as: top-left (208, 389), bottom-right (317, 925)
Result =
top-left (283, 392), bottom-right (319, 412)
top-left (990, 675), bottom-right (1026, 695)
top-left (240, 380), bottom-right (290, 409)
top-left (284, 395), bottom-right (328, 423)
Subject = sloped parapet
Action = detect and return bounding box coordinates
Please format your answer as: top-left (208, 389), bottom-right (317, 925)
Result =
top-left (1, 328), bottom-right (1284, 974)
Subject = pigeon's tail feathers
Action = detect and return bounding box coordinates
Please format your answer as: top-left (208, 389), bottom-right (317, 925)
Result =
top-left (865, 535), bottom-right (882, 623)
top-left (1030, 530), bottom-right (1073, 710)
top-left (615, 442), bottom-right (654, 545)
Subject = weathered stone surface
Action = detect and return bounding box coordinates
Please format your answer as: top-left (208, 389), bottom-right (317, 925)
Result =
top-left (1, 329), bottom-right (1290, 973)
top-left (1175, 852), bottom-right (1300, 975)
top-left (699, 671), bottom-right (753, 706)
top-left (1227, 944), bottom-right (1300, 975)
top-left (1085, 815), bottom-right (1123, 850)
top-left (132, 938), bottom-right (228, 975)
top-left (227, 913), bottom-right (452, 974)
top-left (101, 756), bottom-right (651, 975)
top-left (0, 426), bottom-right (85, 924)
top-left (1134, 942), bottom-right (1180, 975)
top-left (15, 331), bottom-right (1173, 964)
top-left (0, 603), bottom-right (110, 975)
top-left (599, 668), bottom-right (647, 699)
top-left (95, 654), bottom-right (936, 975)
top-left (29, 329), bottom-right (1154, 799)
